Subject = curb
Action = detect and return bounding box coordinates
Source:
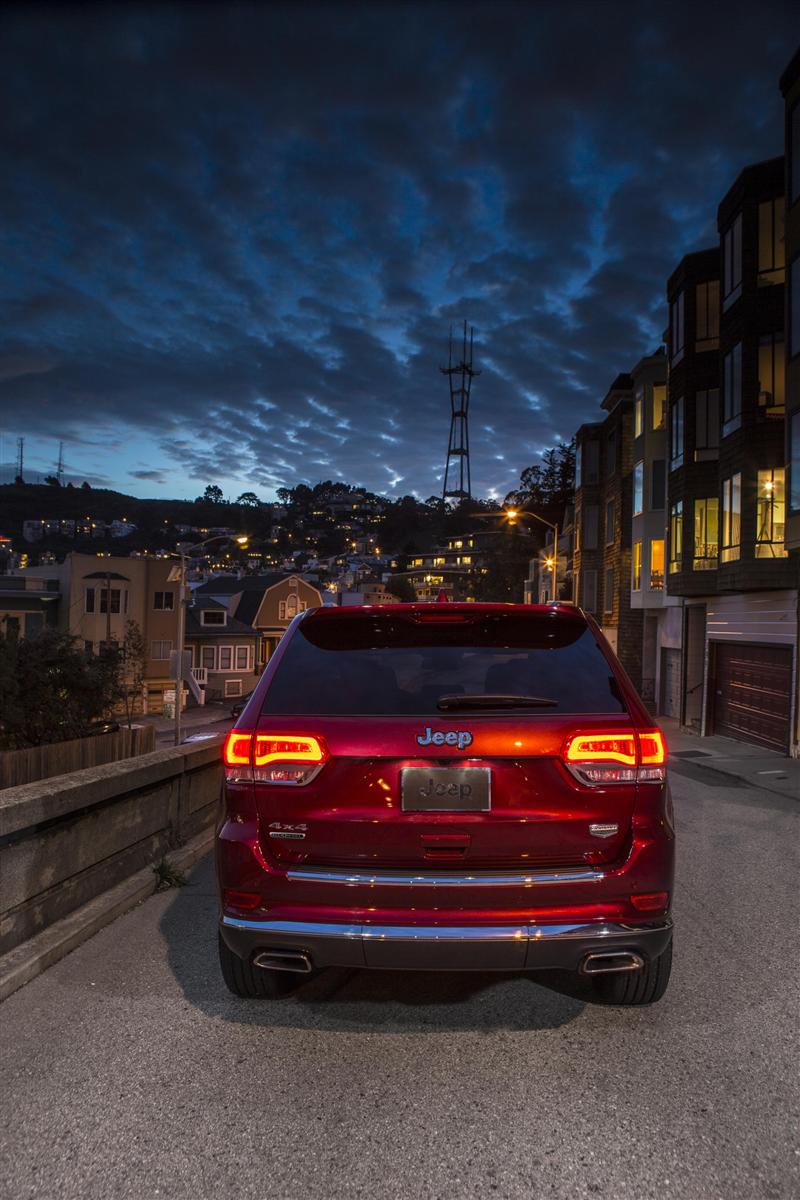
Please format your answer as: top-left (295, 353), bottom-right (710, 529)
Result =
top-left (0, 827), bottom-right (214, 1005)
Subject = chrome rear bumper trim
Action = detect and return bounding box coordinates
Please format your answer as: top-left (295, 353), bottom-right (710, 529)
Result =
top-left (221, 916), bottom-right (672, 942)
top-left (285, 866), bottom-right (605, 887)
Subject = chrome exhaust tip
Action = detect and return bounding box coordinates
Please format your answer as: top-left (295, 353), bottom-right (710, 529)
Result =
top-left (580, 951), bottom-right (644, 975)
top-left (253, 949), bottom-right (313, 973)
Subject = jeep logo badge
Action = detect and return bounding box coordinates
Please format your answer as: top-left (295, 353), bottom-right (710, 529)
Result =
top-left (416, 727), bottom-right (473, 751)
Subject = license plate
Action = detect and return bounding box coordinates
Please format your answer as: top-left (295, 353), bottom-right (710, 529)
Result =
top-left (401, 767), bottom-right (491, 812)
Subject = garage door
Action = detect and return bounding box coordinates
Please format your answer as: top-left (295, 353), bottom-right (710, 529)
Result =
top-left (659, 648), bottom-right (681, 719)
top-left (709, 643), bottom-right (792, 753)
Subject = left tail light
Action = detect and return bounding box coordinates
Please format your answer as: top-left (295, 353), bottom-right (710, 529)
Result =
top-left (224, 731), bottom-right (327, 785)
top-left (562, 729), bottom-right (666, 786)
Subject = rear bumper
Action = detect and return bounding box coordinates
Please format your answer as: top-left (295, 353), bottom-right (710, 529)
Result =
top-left (220, 914), bottom-right (673, 972)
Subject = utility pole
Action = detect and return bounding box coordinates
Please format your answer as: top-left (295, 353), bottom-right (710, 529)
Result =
top-left (441, 322), bottom-right (479, 504)
top-left (174, 552), bottom-right (187, 747)
top-left (56, 441), bottom-right (65, 486)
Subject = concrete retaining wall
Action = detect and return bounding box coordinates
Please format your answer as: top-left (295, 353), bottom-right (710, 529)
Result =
top-left (0, 741), bottom-right (223, 960)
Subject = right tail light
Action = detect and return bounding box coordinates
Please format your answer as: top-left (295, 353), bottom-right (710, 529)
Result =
top-left (563, 728), bottom-right (666, 786)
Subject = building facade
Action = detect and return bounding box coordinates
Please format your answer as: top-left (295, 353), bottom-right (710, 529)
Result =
top-left (665, 156), bottom-right (799, 753)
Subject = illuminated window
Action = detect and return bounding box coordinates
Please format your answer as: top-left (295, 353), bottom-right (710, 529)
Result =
top-left (670, 292), bottom-right (685, 363)
top-left (758, 336), bottom-right (785, 412)
top-left (632, 542), bottom-right (642, 590)
top-left (722, 344), bottom-right (742, 436)
top-left (670, 399), bottom-right (684, 468)
top-left (411, 558), bottom-right (423, 567)
top-left (695, 281), bottom-right (720, 348)
top-left (634, 390), bottom-right (643, 438)
top-left (652, 384), bottom-right (666, 430)
top-left (722, 214), bottom-right (742, 308)
top-left (460, 555), bottom-right (472, 564)
top-left (649, 540), bottom-right (664, 591)
top-left (755, 469), bottom-right (788, 558)
top-left (758, 199), bottom-right (785, 285)
top-left (720, 474), bottom-right (741, 562)
top-left (433, 557), bottom-right (446, 566)
top-left (669, 502), bottom-right (683, 573)
top-left (633, 462), bottom-right (644, 515)
top-left (693, 499), bottom-right (719, 570)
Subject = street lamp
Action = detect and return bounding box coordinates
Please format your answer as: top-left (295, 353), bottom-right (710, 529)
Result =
top-left (503, 508), bottom-right (559, 600)
top-left (168, 533), bottom-right (249, 746)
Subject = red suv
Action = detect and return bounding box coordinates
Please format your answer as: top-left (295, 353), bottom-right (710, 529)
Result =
top-left (217, 603), bottom-right (674, 1006)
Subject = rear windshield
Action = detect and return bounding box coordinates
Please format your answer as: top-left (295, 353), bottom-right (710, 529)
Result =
top-left (262, 611), bottom-right (627, 716)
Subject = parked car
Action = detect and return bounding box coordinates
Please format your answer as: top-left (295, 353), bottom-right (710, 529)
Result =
top-left (230, 694), bottom-right (253, 719)
top-left (217, 603), bottom-right (674, 1006)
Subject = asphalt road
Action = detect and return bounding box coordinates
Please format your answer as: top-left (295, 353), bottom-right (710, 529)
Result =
top-left (1, 766), bottom-right (799, 1200)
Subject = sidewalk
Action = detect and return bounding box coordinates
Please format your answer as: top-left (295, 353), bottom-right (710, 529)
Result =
top-left (658, 717), bottom-right (800, 801)
top-left (137, 703), bottom-right (231, 737)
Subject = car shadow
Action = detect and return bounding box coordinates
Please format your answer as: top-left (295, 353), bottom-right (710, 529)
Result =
top-left (160, 856), bottom-right (589, 1033)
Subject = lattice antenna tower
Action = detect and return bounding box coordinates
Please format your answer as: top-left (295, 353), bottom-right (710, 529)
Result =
top-left (56, 441), bottom-right (65, 486)
top-left (16, 437), bottom-right (24, 484)
top-left (440, 321), bottom-right (479, 503)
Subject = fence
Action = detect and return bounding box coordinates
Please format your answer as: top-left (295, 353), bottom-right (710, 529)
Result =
top-left (0, 725), bottom-right (157, 790)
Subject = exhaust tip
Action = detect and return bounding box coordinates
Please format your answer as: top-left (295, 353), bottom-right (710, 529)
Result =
top-left (253, 948), bottom-right (313, 974)
top-left (581, 951), bottom-right (644, 976)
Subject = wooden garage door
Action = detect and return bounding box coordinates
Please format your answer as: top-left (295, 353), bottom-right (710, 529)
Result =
top-left (710, 643), bottom-right (792, 752)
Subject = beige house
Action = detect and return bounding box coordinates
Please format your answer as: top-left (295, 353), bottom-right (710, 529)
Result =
top-left (18, 552), bottom-right (180, 707)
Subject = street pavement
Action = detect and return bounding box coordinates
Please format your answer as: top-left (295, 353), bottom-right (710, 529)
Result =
top-left (1, 766), bottom-right (798, 1199)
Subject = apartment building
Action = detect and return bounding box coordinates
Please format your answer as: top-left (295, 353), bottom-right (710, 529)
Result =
top-left (397, 532), bottom-right (491, 601)
top-left (780, 48), bottom-right (800, 752)
top-left (665, 156), bottom-right (799, 753)
top-left (573, 371), bottom-right (645, 691)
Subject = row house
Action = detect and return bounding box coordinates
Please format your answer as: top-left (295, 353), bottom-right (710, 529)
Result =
top-left (572, 369), bottom-right (646, 692)
top-left (665, 155), bottom-right (799, 753)
top-left (194, 573), bottom-right (323, 665)
top-left (781, 49), bottom-right (800, 751)
top-left (397, 532), bottom-right (494, 601)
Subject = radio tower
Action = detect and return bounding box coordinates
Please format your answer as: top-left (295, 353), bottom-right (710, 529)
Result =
top-left (440, 321), bottom-right (479, 503)
top-left (15, 437), bottom-right (24, 484)
top-left (56, 441), bottom-right (65, 486)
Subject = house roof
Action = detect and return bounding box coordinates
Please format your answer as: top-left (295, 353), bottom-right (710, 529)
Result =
top-left (194, 572), bottom-right (289, 596)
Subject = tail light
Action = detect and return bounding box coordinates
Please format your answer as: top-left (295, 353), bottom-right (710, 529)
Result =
top-left (224, 731), bottom-right (327, 785)
top-left (563, 728), bottom-right (666, 786)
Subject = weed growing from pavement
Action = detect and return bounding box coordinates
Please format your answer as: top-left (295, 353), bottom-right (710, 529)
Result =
top-left (153, 857), bottom-right (187, 891)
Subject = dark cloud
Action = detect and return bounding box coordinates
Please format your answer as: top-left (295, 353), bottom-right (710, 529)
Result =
top-left (0, 1), bottom-right (797, 499)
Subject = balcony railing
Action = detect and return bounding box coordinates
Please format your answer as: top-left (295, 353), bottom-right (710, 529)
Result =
top-left (191, 667), bottom-right (208, 685)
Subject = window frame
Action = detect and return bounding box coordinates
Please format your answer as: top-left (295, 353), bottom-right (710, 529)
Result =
top-left (722, 343), bottom-right (742, 437)
top-left (669, 501), bottom-right (683, 574)
top-left (755, 468), bottom-right (788, 558)
top-left (693, 498), bottom-right (719, 571)
top-left (720, 473), bottom-right (742, 563)
top-left (649, 539), bottom-right (664, 591)
top-left (632, 541), bottom-right (642, 591)
top-left (722, 213), bottom-right (743, 309)
top-left (670, 398), bottom-right (684, 469)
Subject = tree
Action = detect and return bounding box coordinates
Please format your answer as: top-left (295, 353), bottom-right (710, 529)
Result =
top-left (81, 480), bottom-right (92, 490)
top-left (236, 491), bottom-right (260, 507)
top-left (0, 627), bottom-right (119, 750)
top-left (200, 484), bottom-right (224, 504)
top-left (44, 475), bottom-right (61, 487)
top-left (387, 574), bottom-right (417, 603)
top-left (505, 440), bottom-right (575, 512)
top-left (112, 620), bottom-right (147, 729)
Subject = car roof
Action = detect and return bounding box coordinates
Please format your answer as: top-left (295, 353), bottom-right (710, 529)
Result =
top-left (302, 602), bottom-right (586, 621)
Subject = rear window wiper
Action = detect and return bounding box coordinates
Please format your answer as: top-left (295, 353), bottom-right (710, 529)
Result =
top-left (436, 694), bottom-right (559, 711)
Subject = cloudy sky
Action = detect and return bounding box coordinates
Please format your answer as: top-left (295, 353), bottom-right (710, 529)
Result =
top-left (0, 2), bottom-right (797, 502)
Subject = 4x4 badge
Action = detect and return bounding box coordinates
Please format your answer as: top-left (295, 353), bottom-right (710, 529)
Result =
top-left (416, 727), bottom-right (473, 750)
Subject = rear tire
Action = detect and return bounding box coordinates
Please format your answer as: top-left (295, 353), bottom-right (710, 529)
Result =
top-left (590, 938), bottom-right (672, 1006)
top-left (218, 932), bottom-right (304, 999)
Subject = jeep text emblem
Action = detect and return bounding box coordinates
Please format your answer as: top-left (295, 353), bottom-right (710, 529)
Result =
top-left (416, 727), bottom-right (473, 751)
